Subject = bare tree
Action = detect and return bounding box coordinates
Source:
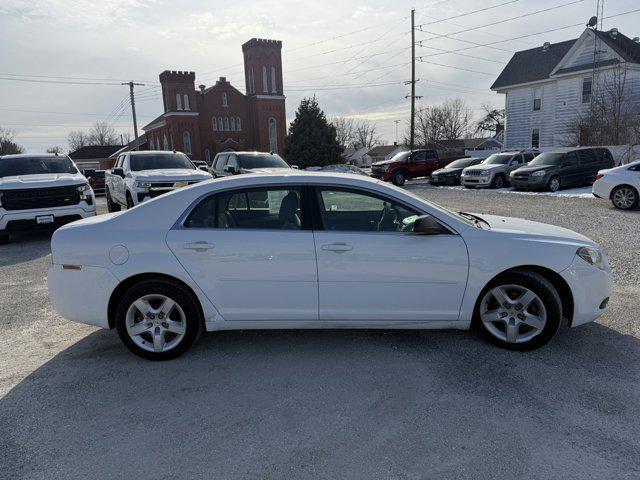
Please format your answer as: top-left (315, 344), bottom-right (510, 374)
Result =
top-left (46, 146), bottom-right (64, 154)
top-left (475, 104), bottom-right (505, 136)
top-left (408, 98), bottom-right (474, 147)
top-left (121, 132), bottom-right (132, 145)
top-left (89, 121), bottom-right (118, 146)
top-left (354, 120), bottom-right (381, 149)
top-left (331, 117), bottom-right (356, 150)
top-left (67, 130), bottom-right (91, 151)
top-left (0, 127), bottom-right (24, 155)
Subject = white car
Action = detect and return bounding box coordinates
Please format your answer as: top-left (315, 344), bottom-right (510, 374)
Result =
top-left (105, 150), bottom-right (211, 211)
top-left (592, 160), bottom-right (640, 210)
top-left (0, 153), bottom-right (96, 244)
top-left (48, 172), bottom-right (612, 360)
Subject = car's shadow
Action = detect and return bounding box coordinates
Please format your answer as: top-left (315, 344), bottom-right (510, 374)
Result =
top-left (2, 324), bottom-right (639, 479)
top-left (0, 230), bottom-right (52, 267)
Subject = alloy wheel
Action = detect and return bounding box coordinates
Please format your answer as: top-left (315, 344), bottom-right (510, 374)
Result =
top-left (479, 284), bottom-right (547, 344)
top-left (125, 294), bottom-right (187, 353)
top-left (548, 177), bottom-right (560, 192)
top-left (612, 187), bottom-right (637, 209)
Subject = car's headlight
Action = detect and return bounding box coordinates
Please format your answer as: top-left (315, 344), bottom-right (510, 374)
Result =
top-left (133, 181), bottom-right (152, 189)
top-left (531, 170), bottom-right (546, 177)
top-left (480, 170), bottom-right (489, 175)
top-left (77, 182), bottom-right (92, 193)
top-left (577, 246), bottom-right (606, 270)
top-left (380, 165), bottom-right (389, 172)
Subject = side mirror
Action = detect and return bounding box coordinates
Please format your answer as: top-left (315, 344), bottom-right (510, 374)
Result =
top-left (112, 167), bottom-right (125, 178)
top-left (223, 165), bottom-right (237, 174)
top-left (413, 215), bottom-right (447, 235)
top-left (290, 165), bottom-right (299, 169)
top-left (198, 165), bottom-right (209, 172)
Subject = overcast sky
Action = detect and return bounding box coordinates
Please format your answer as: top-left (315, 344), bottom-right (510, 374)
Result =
top-left (1, 0), bottom-right (639, 153)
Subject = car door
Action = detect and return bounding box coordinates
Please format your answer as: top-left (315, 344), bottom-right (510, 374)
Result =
top-left (311, 186), bottom-right (469, 322)
top-left (560, 152), bottom-right (580, 186)
top-left (408, 150), bottom-right (426, 178)
top-left (508, 154), bottom-right (524, 174)
top-left (211, 154), bottom-right (228, 177)
top-left (111, 154), bottom-right (126, 204)
top-left (578, 149), bottom-right (598, 184)
top-left (166, 184), bottom-right (318, 321)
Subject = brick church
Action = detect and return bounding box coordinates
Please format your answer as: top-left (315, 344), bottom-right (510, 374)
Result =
top-left (142, 38), bottom-right (286, 162)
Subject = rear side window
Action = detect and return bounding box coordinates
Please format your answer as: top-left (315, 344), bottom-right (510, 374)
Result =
top-left (578, 149), bottom-right (598, 164)
top-left (563, 152), bottom-right (579, 166)
top-left (184, 195), bottom-right (216, 228)
top-left (426, 150), bottom-right (437, 160)
top-left (524, 153), bottom-right (535, 162)
top-left (412, 151), bottom-right (426, 163)
top-left (218, 187), bottom-right (303, 230)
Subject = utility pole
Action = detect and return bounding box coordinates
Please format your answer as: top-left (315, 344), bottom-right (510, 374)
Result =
top-left (122, 81), bottom-right (144, 149)
top-left (410, 9), bottom-right (416, 151)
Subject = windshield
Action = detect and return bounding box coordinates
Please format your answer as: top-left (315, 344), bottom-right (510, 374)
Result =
top-left (447, 158), bottom-right (479, 168)
top-left (527, 152), bottom-right (564, 166)
top-left (0, 156), bottom-right (77, 177)
top-left (388, 151), bottom-right (411, 163)
top-left (238, 153), bottom-right (289, 169)
top-left (482, 154), bottom-right (513, 165)
top-left (129, 153), bottom-right (195, 171)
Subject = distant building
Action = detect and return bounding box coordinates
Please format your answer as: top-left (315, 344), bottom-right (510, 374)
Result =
top-left (364, 144), bottom-right (409, 164)
top-left (343, 144), bottom-right (370, 167)
top-left (429, 137), bottom-right (503, 157)
top-left (143, 38), bottom-right (286, 162)
top-left (491, 28), bottom-right (640, 149)
top-left (68, 145), bottom-right (124, 171)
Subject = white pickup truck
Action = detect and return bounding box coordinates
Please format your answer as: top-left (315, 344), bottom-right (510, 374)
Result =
top-left (105, 150), bottom-right (211, 211)
top-left (0, 153), bottom-right (96, 244)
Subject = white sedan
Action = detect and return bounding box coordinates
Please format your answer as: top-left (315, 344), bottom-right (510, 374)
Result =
top-left (48, 172), bottom-right (612, 360)
top-left (593, 160), bottom-right (640, 210)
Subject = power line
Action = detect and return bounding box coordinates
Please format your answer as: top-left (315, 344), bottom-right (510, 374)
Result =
top-left (0, 73), bottom-right (159, 85)
top-left (416, 59), bottom-right (499, 76)
top-left (416, 0), bottom-right (521, 28)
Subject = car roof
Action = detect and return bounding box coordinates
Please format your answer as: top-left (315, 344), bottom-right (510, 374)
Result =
top-left (206, 170), bottom-right (381, 186)
top-left (215, 151), bottom-right (277, 156)
top-left (0, 153), bottom-right (68, 160)
top-left (128, 150), bottom-right (188, 156)
top-left (540, 147), bottom-right (603, 154)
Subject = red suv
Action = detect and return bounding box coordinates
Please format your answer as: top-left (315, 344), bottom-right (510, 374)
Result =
top-left (370, 149), bottom-right (460, 186)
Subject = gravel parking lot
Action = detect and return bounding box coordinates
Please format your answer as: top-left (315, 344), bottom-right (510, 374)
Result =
top-left (1, 186), bottom-right (639, 480)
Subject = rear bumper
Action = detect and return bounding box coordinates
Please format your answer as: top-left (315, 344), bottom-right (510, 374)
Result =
top-left (560, 256), bottom-right (613, 327)
top-left (0, 203), bottom-right (96, 231)
top-left (592, 179), bottom-right (613, 200)
top-left (48, 264), bottom-right (118, 329)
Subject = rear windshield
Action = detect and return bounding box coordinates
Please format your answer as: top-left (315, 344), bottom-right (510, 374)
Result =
top-left (482, 154), bottom-right (513, 165)
top-left (447, 158), bottom-right (480, 168)
top-left (129, 153), bottom-right (195, 171)
top-left (238, 154), bottom-right (289, 169)
top-left (0, 156), bottom-right (77, 177)
top-left (527, 153), bottom-right (564, 166)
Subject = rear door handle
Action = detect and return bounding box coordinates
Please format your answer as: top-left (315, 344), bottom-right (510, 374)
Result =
top-left (321, 243), bottom-right (353, 253)
top-left (184, 241), bottom-right (215, 251)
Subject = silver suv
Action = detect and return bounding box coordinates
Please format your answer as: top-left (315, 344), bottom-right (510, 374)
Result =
top-left (461, 151), bottom-right (538, 189)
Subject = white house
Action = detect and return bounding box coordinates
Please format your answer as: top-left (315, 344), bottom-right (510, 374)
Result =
top-left (343, 144), bottom-right (370, 167)
top-left (491, 28), bottom-right (640, 149)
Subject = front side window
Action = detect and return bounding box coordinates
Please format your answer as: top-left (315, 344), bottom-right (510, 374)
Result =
top-left (317, 188), bottom-right (419, 232)
top-left (214, 155), bottom-right (227, 170)
top-left (194, 187), bottom-right (303, 230)
top-left (183, 131), bottom-right (191, 154)
top-left (412, 151), bottom-right (426, 163)
top-left (531, 128), bottom-right (540, 148)
top-left (582, 77), bottom-right (592, 104)
top-left (0, 155), bottom-right (77, 177)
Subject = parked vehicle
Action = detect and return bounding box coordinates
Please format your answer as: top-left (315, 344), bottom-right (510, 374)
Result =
top-left (209, 151), bottom-right (291, 177)
top-left (83, 169), bottom-right (105, 195)
top-left (48, 172), bottom-right (611, 360)
top-left (592, 159), bottom-right (640, 210)
top-left (511, 147), bottom-right (614, 192)
top-left (462, 151), bottom-right (538, 189)
top-left (105, 151), bottom-right (211, 212)
top-left (370, 149), bottom-right (460, 186)
top-left (0, 153), bottom-right (95, 245)
top-left (431, 157), bottom-right (484, 186)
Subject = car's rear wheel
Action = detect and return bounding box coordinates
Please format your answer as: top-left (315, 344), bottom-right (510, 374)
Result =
top-left (490, 174), bottom-right (505, 189)
top-left (547, 176), bottom-right (561, 192)
top-left (611, 185), bottom-right (639, 210)
top-left (106, 187), bottom-right (121, 213)
top-left (475, 270), bottom-right (562, 351)
top-left (115, 280), bottom-right (202, 360)
top-left (392, 171), bottom-right (406, 186)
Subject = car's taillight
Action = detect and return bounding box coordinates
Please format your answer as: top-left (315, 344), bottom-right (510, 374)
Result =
top-left (595, 173), bottom-right (604, 181)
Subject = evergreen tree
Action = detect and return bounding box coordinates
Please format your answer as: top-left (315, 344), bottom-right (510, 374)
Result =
top-left (284, 97), bottom-right (343, 168)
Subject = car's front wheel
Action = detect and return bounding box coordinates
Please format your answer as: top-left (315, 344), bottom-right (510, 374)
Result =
top-left (392, 171), bottom-right (406, 186)
top-left (115, 280), bottom-right (202, 360)
top-left (490, 174), bottom-right (506, 189)
top-left (547, 176), bottom-right (561, 192)
top-left (105, 187), bottom-right (121, 213)
top-left (475, 270), bottom-right (562, 351)
top-left (611, 185), bottom-right (639, 210)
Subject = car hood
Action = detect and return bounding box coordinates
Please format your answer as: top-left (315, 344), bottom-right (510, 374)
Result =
top-left (0, 172), bottom-right (87, 190)
top-left (433, 167), bottom-right (463, 175)
top-left (463, 164), bottom-right (503, 173)
top-left (241, 167), bottom-right (292, 174)
top-left (131, 169), bottom-right (211, 182)
top-left (512, 166), bottom-right (552, 174)
top-left (479, 214), bottom-right (596, 245)
top-left (372, 159), bottom-right (401, 166)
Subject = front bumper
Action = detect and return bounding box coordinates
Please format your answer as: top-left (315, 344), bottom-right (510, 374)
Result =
top-left (48, 264), bottom-right (119, 328)
top-left (560, 256), bottom-right (613, 327)
top-left (0, 202), bottom-right (96, 231)
top-left (370, 171), bottom-right (392, 181)
top-left (431, 175), bottom-right (460, 185)
top-left (461, 175), bottom-right (492, 187)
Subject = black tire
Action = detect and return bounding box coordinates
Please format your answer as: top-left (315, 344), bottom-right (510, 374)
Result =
top-left (392, 171), bottom-right (406, 186)
top-left (115, 279), bottom-right (202, 360)
top-left (611, 185), bottom-right (639, 210)
top-left (474, 269), bottom-right (562, 351)
top-left (547, 176), bottom-right (561, 192)
top-left (464, 185), bottom-right (474, 189)
top-left (0, 231), bottom-right (10, 245)
top-left (105, 187), bottom-right (121, 213)
top-left (126, 192), bottom-right (135, 209)
top-left (490, 174), bottom-right (506, 189)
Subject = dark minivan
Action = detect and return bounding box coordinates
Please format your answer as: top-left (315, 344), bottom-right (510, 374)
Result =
top-left (510, 147), bottom-right (614, 192)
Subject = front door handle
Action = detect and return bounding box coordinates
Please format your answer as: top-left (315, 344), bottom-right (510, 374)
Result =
top-left (321, 243), bottom-right (353, 253)
top-left (184, 241), bottom-right (215, 251)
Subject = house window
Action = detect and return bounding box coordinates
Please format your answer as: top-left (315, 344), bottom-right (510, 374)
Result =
top-left (268, 117), bottom-right (277, 152)
top-left (183, 94), bottom-right (190, 111)
top-left (212, 117), bottom-right (218, 131)
top-left (163, 133), bottom-right (169, 150)
top-left (271, 66), bottom-right (277, 93)
top-left (218, 117), bottom-right (224, 131)
top-left (175, 93), bottom-right (182, 110)
top-left (262, 66), bottom-right (268, 93)
top-left (531, 128), bottom-right (540, 149)
top-left (222, 92), bottom-right (228, 107)
top-left (533, 87), bottom-right (542, 111)
top-left (183, 131), bottom-right (191, 154)
top-left (250, 69), bottom-right (255, 94)
top-left (224, 117), bottom-right (230, 130)
top-left (582, 77), bottom-right (592, 104)
top-left (236, 117), bottom-right (242, 131)
top-left (230, 117), bottom-right (235, 131)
